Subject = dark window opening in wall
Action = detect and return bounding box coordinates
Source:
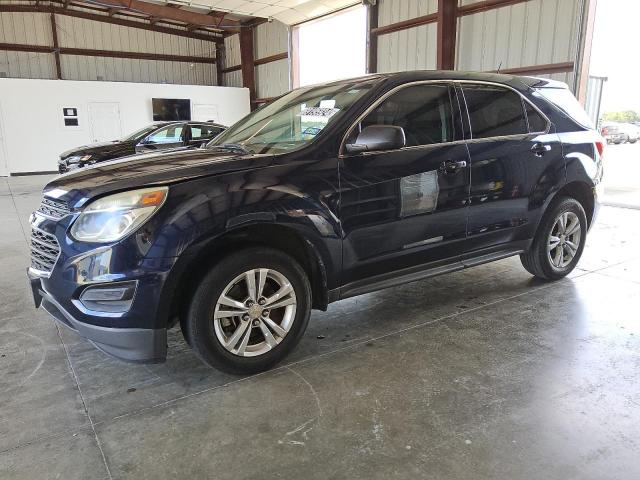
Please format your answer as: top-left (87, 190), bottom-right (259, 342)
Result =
top-left (64, 118), bottom-right (79, 127)
top-left (292, 6), bottom-right (367, 88)
top-left (63, 108), bottom-right (78, 117)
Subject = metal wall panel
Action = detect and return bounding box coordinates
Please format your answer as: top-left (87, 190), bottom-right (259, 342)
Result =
top-left (256, 59), bottom-right (289, 99)
top-left (377, 0), bottom-right (438, 73)
top-left (254, 20), bottom-right (288, 58)
top-left (456, 0), bottom-right (581, 79)
top-left (377, 23), bottom-right (438, 73)
top-left (378, 0), bottom-right (438, 26)
top-left (223, 33), bottom-right (241, 69)
top-left (223, 70), bottom-right (243, 89)
top-left (0, 11), bottom-right (217, 85)
top-left (584, 75), bottom-right (605, 126)
top-left (254, 20), bottom-right (289, 98)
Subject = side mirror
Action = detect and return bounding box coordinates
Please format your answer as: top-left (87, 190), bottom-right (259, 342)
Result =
top-left (345, 125), bottom-right (406, 154)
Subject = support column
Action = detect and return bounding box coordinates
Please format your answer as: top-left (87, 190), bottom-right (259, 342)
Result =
top-left (216, 42), bottom-right (224, 86)
top-left (367, 1), bottom-right (379, 74)
top-left (50, 12), bottom-right (62, 79)
top-left (239, 25), bottom-right (256, 105)
top-left (436, 0), bottom-right (457, 70)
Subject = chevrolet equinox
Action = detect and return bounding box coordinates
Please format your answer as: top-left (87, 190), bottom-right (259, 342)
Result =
top-left (28, 71), bottom-right (603, 374)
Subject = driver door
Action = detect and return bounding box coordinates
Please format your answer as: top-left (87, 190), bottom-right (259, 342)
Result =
top-left (338, 82), bottom-right (471, 293)
top-left (136, 123), bottom-right (186, 153)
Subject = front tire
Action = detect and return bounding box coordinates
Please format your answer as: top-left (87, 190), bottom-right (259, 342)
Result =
top-left (520, 197), bottom-right (588, 280)
top-left (185, 247), bottom-right (311, 374)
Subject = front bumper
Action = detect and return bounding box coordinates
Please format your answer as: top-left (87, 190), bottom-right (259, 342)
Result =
top-left (29, 271), bottom-right (167, 362)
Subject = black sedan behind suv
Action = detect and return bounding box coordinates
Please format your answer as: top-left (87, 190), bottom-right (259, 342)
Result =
top-left (58, 121), bottom-right (226, 172)
top-left (30, 71), bottom-right (603, 374)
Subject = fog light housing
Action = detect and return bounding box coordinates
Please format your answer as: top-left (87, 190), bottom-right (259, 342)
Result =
top-left (77, 281), bottom-right (137, 314)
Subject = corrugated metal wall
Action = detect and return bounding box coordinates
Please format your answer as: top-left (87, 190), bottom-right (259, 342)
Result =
top-left (254, 20), bottom-right (289, 99)
top-left (0, 10), bottom-right (218, 85)
top-left (584, 75), bottom-right (606, 126)
top-left (222, 33), bottom-right (242, 88)
top-left (375, 0), bottom-right (582, 90)
top-left (221, 21), bottom-right (289, 99)
top-left (377, 0), bottom-right (438, 73)
top-left (456, 0), bottom-right (581, 88)
top-left (0, 11), bottom-right (56, 79)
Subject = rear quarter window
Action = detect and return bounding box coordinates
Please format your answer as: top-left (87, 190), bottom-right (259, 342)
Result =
top-left (537, 87), bottom-right (594, 129)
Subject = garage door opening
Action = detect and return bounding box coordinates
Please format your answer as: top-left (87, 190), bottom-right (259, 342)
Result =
top-left (590, 0), bottom-right (640, 209)
top-left (292, 6), bottom-right (367, 88)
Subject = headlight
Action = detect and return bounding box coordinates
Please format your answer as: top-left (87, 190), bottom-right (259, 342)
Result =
top-left (70, 187), bottom-right (168, 243)
top-left (66, 155), bottom-right (92, 165)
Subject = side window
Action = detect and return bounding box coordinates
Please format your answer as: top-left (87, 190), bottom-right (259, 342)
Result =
top-left (191, 125), bottom-right (221, 140)
top-left (462, 85), bottom-right (528, 138)
top-left (360, 84), bottom-right (455, 147)
top-left (146, 125), bottom-right (184, 144)
top-left (524, 102), bottom-right (548, 133)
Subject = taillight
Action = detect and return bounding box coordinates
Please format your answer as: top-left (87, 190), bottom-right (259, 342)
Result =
top-left (595, 140), bottom-right (604, 157)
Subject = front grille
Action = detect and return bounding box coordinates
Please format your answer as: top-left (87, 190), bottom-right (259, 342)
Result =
top-left (30, 228), bottom-right (61, 274)
top-left (37, 197), bottom-right (71, 220)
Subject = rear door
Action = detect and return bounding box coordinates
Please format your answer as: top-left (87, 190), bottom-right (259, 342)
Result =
top-left (459, 83), bottom-right (564, 256)
top-left (339, 82), bottom-right (471, 289)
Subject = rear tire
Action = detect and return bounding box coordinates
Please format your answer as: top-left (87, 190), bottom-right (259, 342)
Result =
top-left (185, 247), bottom-right (311, 374)
top-left (520, 197), bottom-right (587, 280)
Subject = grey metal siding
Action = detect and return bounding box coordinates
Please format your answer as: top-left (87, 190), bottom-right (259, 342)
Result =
top-left (0, 10), bottom-right (217, 85)
top-left (254, 20), bottom-right (289, 98)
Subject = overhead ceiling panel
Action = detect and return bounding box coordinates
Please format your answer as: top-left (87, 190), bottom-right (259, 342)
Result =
top-left (169, 0), bottom-right (360, 25)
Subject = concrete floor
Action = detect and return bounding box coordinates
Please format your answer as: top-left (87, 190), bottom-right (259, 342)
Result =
top-left (2, 175), bottom-right (640, 480)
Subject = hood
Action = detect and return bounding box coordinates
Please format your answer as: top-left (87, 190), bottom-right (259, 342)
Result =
top-left (60, 140), bottom-right (136, 160)
top-left (44, 148), bottom-right (265, 209)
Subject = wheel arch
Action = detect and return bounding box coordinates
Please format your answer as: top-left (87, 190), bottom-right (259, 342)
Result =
top-left (551, 181), bottom-right (595, 227)
top-left (161, 223), bottom-right (332, 330)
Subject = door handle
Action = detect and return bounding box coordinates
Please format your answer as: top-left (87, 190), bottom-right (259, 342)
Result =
top-left (531, 142), bottom-right (551, 156)
top-left (440, 160), bottom-right (467, 174)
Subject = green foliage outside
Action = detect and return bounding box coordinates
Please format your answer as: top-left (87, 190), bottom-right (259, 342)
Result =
top-left (602, 111), bottom-right (640, 123)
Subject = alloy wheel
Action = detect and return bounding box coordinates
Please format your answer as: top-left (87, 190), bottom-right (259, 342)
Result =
top-left (547, 211), bottom-right (581, 268)
top-left (213, 268), bottom-right (297, 357)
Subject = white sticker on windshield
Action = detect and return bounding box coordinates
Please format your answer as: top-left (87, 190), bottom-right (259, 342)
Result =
top-left (299, 107), bottom-right (339, 118)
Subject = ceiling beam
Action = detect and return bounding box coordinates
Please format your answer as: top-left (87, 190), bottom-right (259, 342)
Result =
top-left (371, 12), bottom-right (438, 36)
top-left (81, 0), bottom-right (242, 28)
top-left (458, 0), bottom-right (532, 16)
top-left (0, 4), bottom-right (223, 43)
top-left (0, 42), bottom-right (216, 64)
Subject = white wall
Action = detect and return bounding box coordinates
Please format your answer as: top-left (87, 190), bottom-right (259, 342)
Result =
top-left (0, 78), bottom-right (250, 175)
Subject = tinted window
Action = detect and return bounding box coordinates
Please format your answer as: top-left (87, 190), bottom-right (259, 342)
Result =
top-left (463, 85), bottom-right (528, 138)
top-left (147, 124), bottom-right (184, 144)
top-left (525, 103), bottom-right (548, 132)
top-left (191, 125), bottom-right (222, 139)
top-left (537, 87), bottom-right (594, 129)
top-left (360, 84), bottom-right (455, 147)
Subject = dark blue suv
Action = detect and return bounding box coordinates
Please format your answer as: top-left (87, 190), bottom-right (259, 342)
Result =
top-left (28, 71), bottom-right (604, 374)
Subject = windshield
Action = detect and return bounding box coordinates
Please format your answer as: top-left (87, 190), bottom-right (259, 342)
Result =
top-left (121, 124), bottom-right (161, 141)
top-left (208, 79), bottom-right (378, 154)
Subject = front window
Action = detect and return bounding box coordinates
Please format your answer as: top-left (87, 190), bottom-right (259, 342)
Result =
top-left (208, 80), bottom-right (377, 155)
top-left (121, 124), bottom-right (158, 141)
top-left (146, 124), bottom-right (184, 144)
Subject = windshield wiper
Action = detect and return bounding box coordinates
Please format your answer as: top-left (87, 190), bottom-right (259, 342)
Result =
top-left (209, 143), bottom-right (252, 155)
